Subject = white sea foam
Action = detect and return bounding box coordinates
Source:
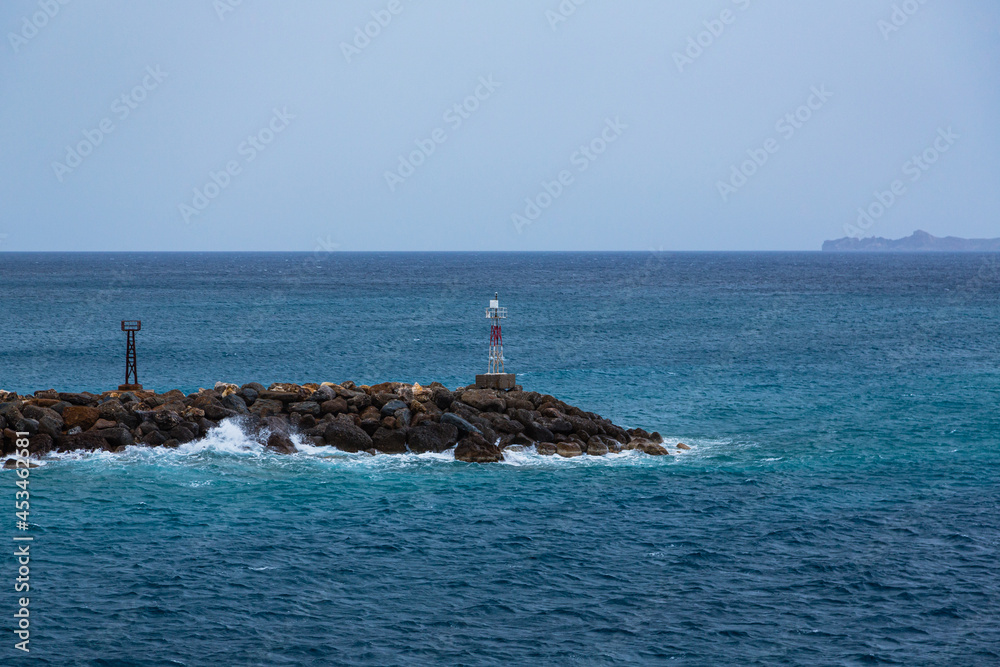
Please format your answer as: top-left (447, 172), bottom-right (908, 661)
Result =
top-left (25, 418), bottom-right (715, 470)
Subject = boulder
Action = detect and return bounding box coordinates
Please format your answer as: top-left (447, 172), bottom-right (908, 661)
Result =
top-left (249, 399), bottom-right (284, 418)
top-left (323, 421), bottom-right (373, 453)
top-left (152, 410), bottom-right (184, 432)
top-left (556, 442), bottom-right (583, 458)
top-left (459, 389), bottom-right (505, 413)
top-left (676, 442), bottom-right (691, 450)
top-left (55, 432), bottom-right (110, 452)
top-left (57, 392), bottom-right (97, 406)
top-left (431, 387), bottom-right (454, 410)
top-left (258, 390), bottom-right (301, 403)
top-left (168, 425), bottom-right (196, 444)
top-left (28, 433), bottom-right (54, 456)
top-left (266, 432), bottom-right (297, 454)
top-left (220, 393), bottom-right (249, 414)
top-left (141, 431), bottom-right (168, 446)
top-left (14, 417), bottom-right (38, 436)
top-left (454, 433), bottom-right (502, 463)
top-left (237, 387), bottom-right (259, 406)
top-left (586, 439), bottom-right (609, 456)
top-left (372, 427), bottom-right (408, 454)
top-left (546, 418), bottom-right (574, 435)
top-left (90, 418), bottom-right (118, 431)
top-left (63, 405), bottom-right (100, 431)
top-left (37, 414), bottom-right (64, 438)
top-left (94, 427), bottom-right (134, 450)
top-left (288, 401), bottom-right (321, 417)
top-left (321, 397), bottom-right (349, 415)
top-left (380, 399), bottom-right (408, 417)
top-left (407, 422), bottom-right (459, 453)
top-left (523, 421), bottom-right (554, 443)
top-left (441, 412), bottom-right (481, 437)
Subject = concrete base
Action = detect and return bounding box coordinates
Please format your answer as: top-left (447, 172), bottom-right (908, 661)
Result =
top-left (475, 373), bottom-right (516, 390)
top-left (118, 384), bottom-right (143, 391)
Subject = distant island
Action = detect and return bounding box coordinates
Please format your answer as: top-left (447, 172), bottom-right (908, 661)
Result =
top-left (822, 230), bottom-right (1000, 252)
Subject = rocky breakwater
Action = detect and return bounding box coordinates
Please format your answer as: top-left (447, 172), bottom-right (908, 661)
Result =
top-left (0, 382), bottom-right (688, 464)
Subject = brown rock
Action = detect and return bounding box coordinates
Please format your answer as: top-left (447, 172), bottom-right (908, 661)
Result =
top-left (266, 432), bottom-right (297, 454)
top-left (372, 427), bottom-right (407, 454)
top-left (535, 442), bottom-right (557, 456)
top-left (459, 389), bottom-right (506, 413)
top-left (556, 442), bottom-right (582, 458)
top-left (676, 442), bottom-right (691, 450)
top-left (90, 418), bottom-right (118, 431)
top-left (586, 439), bottom-right (609, 456)
top-left (323, 421), bottom-right (374, 453)
top-left (249, 399), bottom-right (284, 418)
top-left (454, 433), bottom-right (502, 463)
top-left (407, 422), bottom-right (459, 453)
top-left (62, 405), bottom-right (100, 431)
top-left (321, 397), bottom-right (349, 415)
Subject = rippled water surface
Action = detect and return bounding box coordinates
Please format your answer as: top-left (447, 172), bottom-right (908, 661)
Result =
top-left (1, 252), bottom-right (999, 665)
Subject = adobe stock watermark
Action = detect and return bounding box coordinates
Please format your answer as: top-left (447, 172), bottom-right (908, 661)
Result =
top-left (384, 75), bottom-right (501, 192)
top-left (51, 65), bottom-right (168, 183)
top-left (844, 126), bottom-right (958, 238)
top-left (511, 117), bottom-right (627, 234)
top-left (673, 0), bottom-right (751, 74)
top-left (7, 0), bottom-right (71, 54)
top-left (178, 107), bottom-right (294, 224)
top-left (878, 0), bottom-right (930, 41)
top-left (214, 0), bottom-right (244, 21)
top-left (546, 0), bottom-right (587, 31)
top-left (341, 0), bottom-right (410, 64)
top-left (717, 84), bottom-right (832, 203)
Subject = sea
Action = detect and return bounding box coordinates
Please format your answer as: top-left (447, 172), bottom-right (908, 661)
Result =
top-left (1, 252), bottom-right (998, 665)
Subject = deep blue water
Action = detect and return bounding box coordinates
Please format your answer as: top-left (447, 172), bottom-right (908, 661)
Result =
top-left (1, 252), bottom-right (999, 665)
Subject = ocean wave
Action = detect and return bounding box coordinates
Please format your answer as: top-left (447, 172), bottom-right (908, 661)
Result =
top-left (17, 418), bottom-right (711, 470)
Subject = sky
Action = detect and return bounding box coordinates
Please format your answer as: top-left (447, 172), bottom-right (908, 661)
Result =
top-left (1, 0), bottom-right (998, 251)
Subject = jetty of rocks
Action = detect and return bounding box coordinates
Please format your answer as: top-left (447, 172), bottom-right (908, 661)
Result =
top-left (0, 382), bottom-right (686, 463)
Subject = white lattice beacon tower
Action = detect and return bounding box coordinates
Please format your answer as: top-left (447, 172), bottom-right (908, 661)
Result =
top-left (476, 292), bottom-right (516, 390)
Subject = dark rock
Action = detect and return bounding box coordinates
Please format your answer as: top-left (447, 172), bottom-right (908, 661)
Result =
top-left (258, 390), bottom-right (301, 403)
top-left (407, 422), bottom-right (459, 453)
top-left (22, 404), bottom-right (60, 423)
top-left (28, 433), bottom-right (54, 456)
top-left (220, 393), bottom-right (249, 414)
top-left (546, 418), bottom-right (574, 435)
top-left (288, 401), bottom-right (321, 417)
top-left (57, 392), bottom-right (97, 406)
top-left (372, 427), bottom-right (408, 454)
top-left (459, 389), bottom-right (506, 413)
top-left (37, 414), bottom-right (64, 438)
top-left (441, 412), bottom-right (481, 437)
top-left (55, 432), bottom-right (110, 452)
top-left (431, 387), bottom-right (454, 410)
top-left (523, 421), bottom-right (554, 443)
top-left (63, 405), bottom-right (100, 430)
top-left (152, 411), bottom-right (184, 431)
top-left (454, 433), bottom-right (502, 463)
top-left (249, 399), bottom-right (284, 417)
top-left (266, 432), bottom-right (297, 454)
top-left (168, 425), bottom-right (196, 444)
top-left (298, 414), bottom-right (317, 430)
top-left (482, 412), bottom-right (523, 434)
top-left (323, 421), bottom-right (374, 453)
top-left (238, 387), bottom-right (258, 406)
top-left (393, 407), bottom-right (411, 428)
top-left (14, 418), bottom-right (38, 436)
top-left (380, 399), bottom-right (407, 416)
top-left (308, 385), bottom-right (336, 403)
top-left (90, 418), bottom-right (118, 431)
top-left (320, 397), bottom-right (348, 415)
top-left (141, 431), bottom-right (168, 446)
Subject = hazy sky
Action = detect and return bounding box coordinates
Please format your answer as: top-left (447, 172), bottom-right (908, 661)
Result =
top-left (2, 0), bottom-right (998, 251)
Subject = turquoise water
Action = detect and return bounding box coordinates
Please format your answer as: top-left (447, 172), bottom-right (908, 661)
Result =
top-left (1, 252), bottom-right (999, 664)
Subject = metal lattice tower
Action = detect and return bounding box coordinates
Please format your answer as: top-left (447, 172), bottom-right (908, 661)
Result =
top-left (121, 320), bottom-right (141, 388)
top-left (486, 292), bottom-right (506, 373)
